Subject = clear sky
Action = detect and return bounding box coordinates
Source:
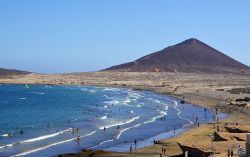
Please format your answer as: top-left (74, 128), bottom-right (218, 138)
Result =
top-left (0, 0), bottom-right (249, 73)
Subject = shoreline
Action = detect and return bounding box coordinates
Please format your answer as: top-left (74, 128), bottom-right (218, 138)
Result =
top-left (1, 83), bottom-right (230, 157)
top-left (0, 72), bottom-right (250, 156)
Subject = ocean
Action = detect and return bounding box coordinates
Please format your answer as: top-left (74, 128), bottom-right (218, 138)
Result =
top-left (0, 84), bottom-right (225, 156)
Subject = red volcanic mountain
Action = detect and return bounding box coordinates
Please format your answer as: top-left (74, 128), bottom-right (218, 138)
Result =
top-left (104, 38), bottom-right (249, 74)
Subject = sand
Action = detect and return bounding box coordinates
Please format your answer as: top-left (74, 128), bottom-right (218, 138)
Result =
top-left (1, 72), bottom-right (250, 156)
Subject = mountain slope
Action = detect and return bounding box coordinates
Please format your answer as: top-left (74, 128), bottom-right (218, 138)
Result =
top-left (0, 68), bottom-right (30, 78)
top-left (104, 38), bottom-right (249, 74)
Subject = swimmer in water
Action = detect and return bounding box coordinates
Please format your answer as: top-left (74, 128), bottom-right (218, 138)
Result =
top-left (76, 136), bottom-right (80, 142)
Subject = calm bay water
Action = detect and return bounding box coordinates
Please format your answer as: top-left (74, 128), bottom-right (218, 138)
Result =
top-left (0, 84), bottom-right (223, 156)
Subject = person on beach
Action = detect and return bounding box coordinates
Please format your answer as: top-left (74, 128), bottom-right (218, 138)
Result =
top-left (154, 139), bottom-right (156, 146)
top-left (230, 150), bottom-right (233, 156)
top-left (77, 136), bottom-right (80, 141)
top-left (134, 139), bottom-right (137, 146)
top-left (227, 149), bottom-right (230, 157)
top-left (129, 146), bottom-right (132, 152)
top-left (174, 127), bottom-right (176, 134)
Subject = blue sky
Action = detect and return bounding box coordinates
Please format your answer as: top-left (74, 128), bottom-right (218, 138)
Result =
top-left (0, 0), bottom-right (249, 73)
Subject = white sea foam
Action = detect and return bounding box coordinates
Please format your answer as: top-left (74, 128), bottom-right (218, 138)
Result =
top-left (80, 88), bottom-right (96, 93)
top-left (99, 116), bottom-right (140, 130)
top-left (147, 98), bottom-right (161, 103)
top-left (173, 100), bottom-right (178, 108)
top-left (164, 105), bottom-right (169, 110)
top-left (30, 92), bottom-right (45, 95)
top-left (172, 100), bottom-right (181, 116)
top-left (18, 98), bottom-right (26, 100)
top-left (104, 100), bottom-right (120, 105)
top-left (172, 100), bottom-right (194, 124)
top-left (128, 92), bottom-right (143, 99)
top-left (121, 98), bottom-right (131, 104)
top-left (154, 100), bottom-right (161, 103)
top-left (11, 131), bottom-right (96, 157)
top-left (89, 89), bottom-right (96, 93)
top-left (20, 128), bottom-right (72, 144)
top-left (0, 143), bottom-right (14, 149)
top-left (116, 123), bottom-right (142, 139)
top-left (102, 87), bottom-right (120, 92)
top-left (80, 88), bottom-right (88, 91)
top-left (143, 111), bottom-right (167, 124)
top-left (90, 139), bottom-right (114, 149)
top-left (1, 134), bottom-right (9, 137)
top-left (103, 95), bottom-right (109, 98)
top-left (179, 116), bottom-right (194, 125)
top-left (105, 97), bottom-right (133, 106)
top-left (100, 116), bottom-right (107, 120)
top-left (0, 128), bottom-right (72, 149)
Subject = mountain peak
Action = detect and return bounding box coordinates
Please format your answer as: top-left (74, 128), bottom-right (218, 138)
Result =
top-left (104, 38), bottom-right (250, 74)
top-left (177, 38), bottom-right (203, 46)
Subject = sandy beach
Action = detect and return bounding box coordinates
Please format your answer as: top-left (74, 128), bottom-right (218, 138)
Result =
top-left (1, 72), bottom-right (250, 156)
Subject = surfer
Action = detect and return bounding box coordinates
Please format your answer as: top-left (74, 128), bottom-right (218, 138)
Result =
top-left (117, 125), bottom-right (120, 129)
top-left (20, 130), bottom-right (23, 135)
top-left (104, 127), bottom-right (106, 131)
